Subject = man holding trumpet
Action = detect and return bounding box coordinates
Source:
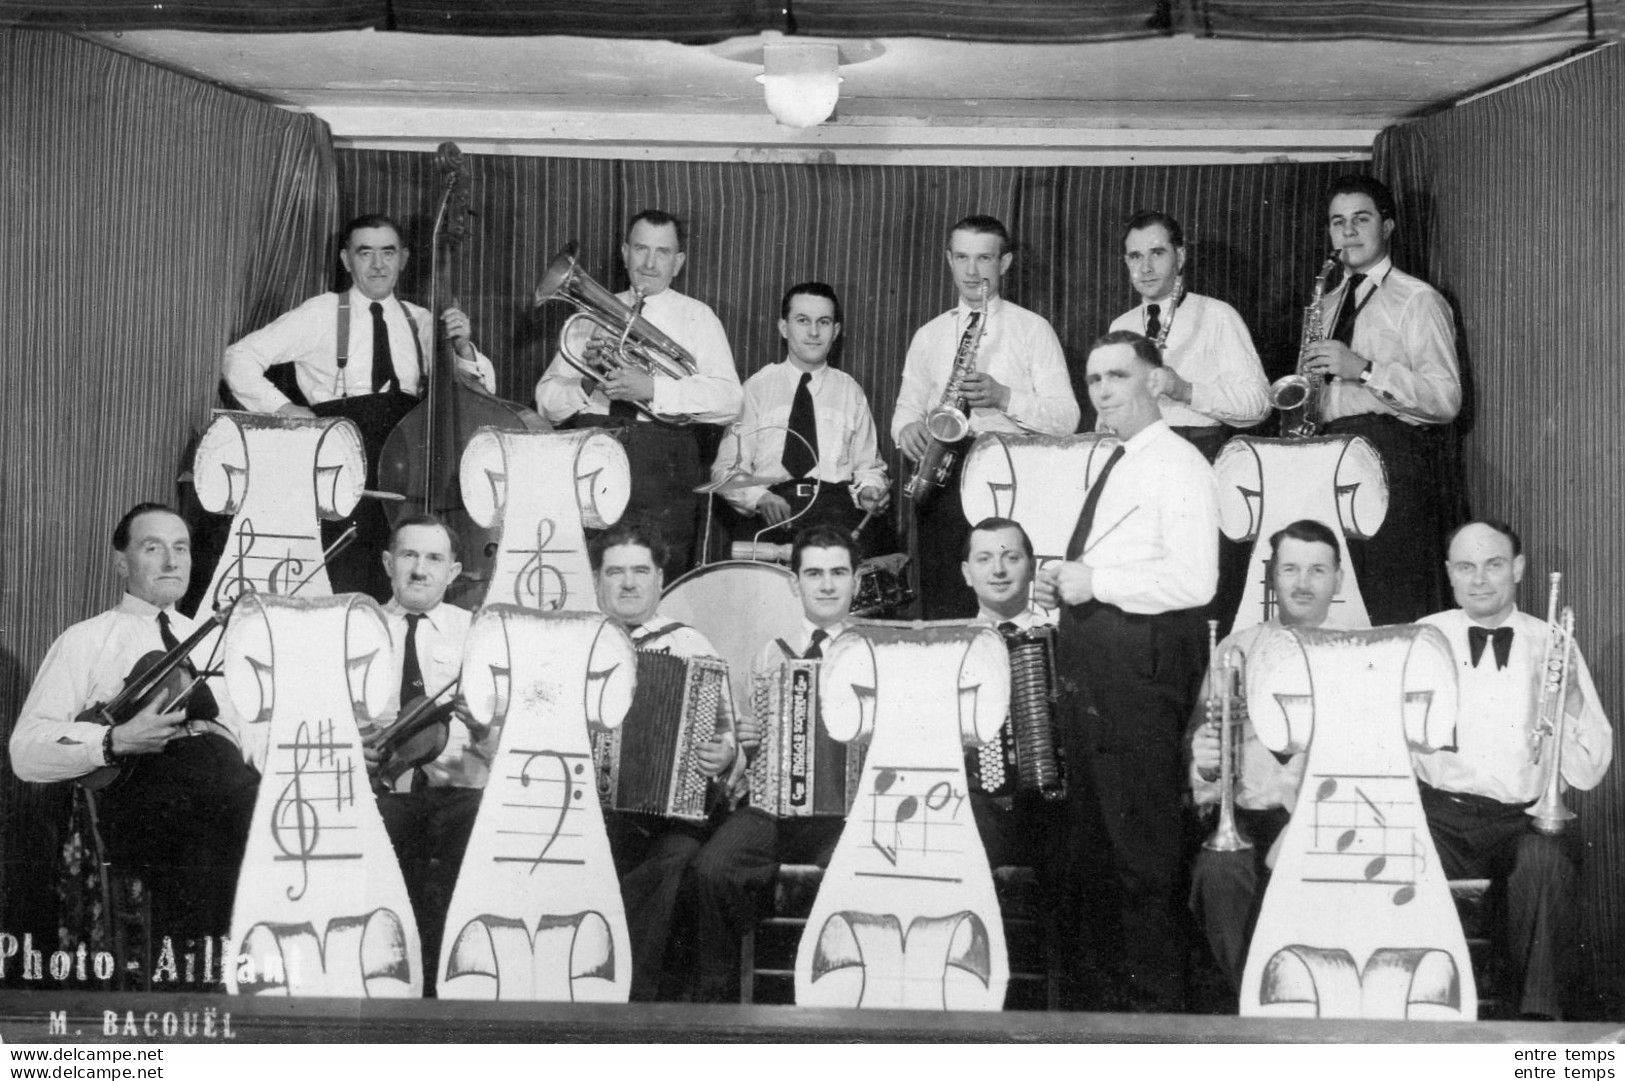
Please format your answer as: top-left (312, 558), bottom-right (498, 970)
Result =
top-left (1414, 519), bottom-right (1612, 1020)
top-left (1186, 518), bottom-right (1341, 1002)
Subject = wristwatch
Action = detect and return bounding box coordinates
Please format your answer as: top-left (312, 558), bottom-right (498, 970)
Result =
top-left (1357, 361), bottom-right (1374, 386)
top-left (101, 726), bottom-right (119, 767)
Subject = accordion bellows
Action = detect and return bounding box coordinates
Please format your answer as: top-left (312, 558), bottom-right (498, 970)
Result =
top-left (593, 652), bottom-right (732, 821)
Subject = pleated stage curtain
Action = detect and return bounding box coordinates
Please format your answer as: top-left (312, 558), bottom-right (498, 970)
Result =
top-left (0, 29), bottom-right (337, 955)
top-left (1374, 42), bottom-right (1625, 1015)
top-left (335, 151), bottom-right (1346, 456)
top-left (1192, 0), bottom-right (1603, 41)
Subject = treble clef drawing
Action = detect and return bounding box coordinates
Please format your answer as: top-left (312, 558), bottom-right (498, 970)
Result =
top-left (460, 429), bottom-right (630, 613)
top-left (223, 593), bottom-right (421, 997)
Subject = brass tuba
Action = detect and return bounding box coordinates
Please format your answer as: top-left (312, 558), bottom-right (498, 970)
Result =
top-left (1527, 572), bottom-right (1579, 834)
top-left (533, 242), bottom-right (700, 423)
top-left (1203, 619), bottom-right (1253, 853)
top-left (1269, 253), bottom-right (1340, 439)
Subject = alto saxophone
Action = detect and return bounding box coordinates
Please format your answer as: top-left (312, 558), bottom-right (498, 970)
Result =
top-left (1527, 572), bottom-right (1579, 834)
top-left (902, 281), bottom-right (989, 504)
top-left (1269, 253), bottom-right (1340, 439)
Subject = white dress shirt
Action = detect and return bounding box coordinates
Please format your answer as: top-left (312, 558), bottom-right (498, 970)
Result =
top-left (1108, 292), bottom-right (1270, 428)
top-left (534, 287), bottom-right (742, 425)
top-left (11, 594), bottom-right (248, 784)
top-left (1317, 257), bottom-right (1461, 427)
top-left (221, 287), bottom-right (496, 412)
top-left (713, 361), bottom-right (888, 513)
top-left (1414, 607), bottom-right (1612, 804)
top-left (1078, 419), bottom-right (1219, 614)
top-left (891, 296), bottom-right (1080, 441)
top-left (1187, 619), bottom-right (1307, 813)
top-left (380, 600), bottom-right (481, 791)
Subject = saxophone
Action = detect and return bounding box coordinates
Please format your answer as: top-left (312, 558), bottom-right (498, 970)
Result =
top-left (1269, 253), bottom-right (1340, 439)
top-left (902, 281), bottom-right (989, 503)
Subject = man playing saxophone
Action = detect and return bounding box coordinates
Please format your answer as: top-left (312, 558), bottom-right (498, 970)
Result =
top-left (892, 214), bottom-right (1079, 618)
top-left (1413, 519), bottom-right (1612, 1020)
top-left (1186, 518), bottom-right (1340, 1003)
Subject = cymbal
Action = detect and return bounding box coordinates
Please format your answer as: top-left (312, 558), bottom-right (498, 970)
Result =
top-left (696, 474), bottom-right (785, 494)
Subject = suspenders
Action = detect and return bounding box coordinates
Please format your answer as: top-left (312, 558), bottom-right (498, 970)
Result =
top-left (333, 294), bottom-right (426, 398)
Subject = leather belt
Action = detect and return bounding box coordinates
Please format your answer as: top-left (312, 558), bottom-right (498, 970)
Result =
top-left (770, 479), bottom-right (821, 499)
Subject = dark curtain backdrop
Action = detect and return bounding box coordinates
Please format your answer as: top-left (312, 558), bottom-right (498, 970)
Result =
top-left (2, 0), bottom-right (1612, 42)
top-left (0, 30), bottom-right (337, 969)
top-left (1374, 42), bottom-right (1625, 1015)
top-left (334, 150), bottom-right (1346, 475)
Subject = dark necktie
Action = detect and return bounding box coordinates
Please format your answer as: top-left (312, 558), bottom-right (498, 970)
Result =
top-left (1329, 273), bottom-right (1368, 346)
top-left (1467, 625), bottom-right (1514, 670)
top-left (1144, 303), bottom-right (1161, 343)
top-left (401, 613), bottom-right (426, 705)
top-left (1064, 446), bottom-right (1126, 561)
top-left (371, 301), bottom-right (397, 394)
top-left (783, 371), bottom-right (819, 479)
top-left (156, 611), bottom-right (218, 720)
top-left (804, 628), bottom-right (829, 660)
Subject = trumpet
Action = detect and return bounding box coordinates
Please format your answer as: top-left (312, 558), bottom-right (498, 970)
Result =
top-left (902, 279), bottom-right (989, 503)
top-left (1527, 572), bottom-right (1579, 834)
top-left (1203, 619), bottom-right (1253, 853)
top-left (533, 242), bottom-right (700, 423)
top-left (1270, 252), bottom-right (1340, 439)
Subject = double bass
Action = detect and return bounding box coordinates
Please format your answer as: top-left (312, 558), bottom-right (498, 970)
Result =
top-left (378, 142), bottom-right (548, 607)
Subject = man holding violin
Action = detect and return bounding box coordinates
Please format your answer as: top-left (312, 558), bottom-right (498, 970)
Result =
top-left (11, 503), bottom-right (260, 968)
top-left (362, 514), bottom-right (488, 996)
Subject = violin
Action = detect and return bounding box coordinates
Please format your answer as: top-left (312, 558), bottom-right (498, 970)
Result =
top-left (78, 526), bottom-right (358, 791)
top-left (367, 677), bottom-right (486, 793)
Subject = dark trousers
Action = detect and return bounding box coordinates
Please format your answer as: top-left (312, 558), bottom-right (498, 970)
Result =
top-left (731, 481), bottom-right (866, 547)
top-left (1187, 806), bottom-right (1289, 996)
top-left (908, 452), bottom-right (977, 619)
top-left (1419, 783), bottom-right (1579, 1019)
top-left (376, 786), bottom-right (483, 996)
top-left (604, 811), bottom-right (712, 1001)
top-left (681, 806), bottom-right (844, 1003)
top-left (96, 733), bottom-right (259, 965)
top-left (1323, 414), bottom-right (1456, 625)
top-left (1053, 600), bottom-right (1207, 1012)
top-left (573, 417), bottom-right (703, 579)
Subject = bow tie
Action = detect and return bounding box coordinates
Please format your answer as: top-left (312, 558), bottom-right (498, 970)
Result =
top-left (1467, 625), bottom-right (1514, 670)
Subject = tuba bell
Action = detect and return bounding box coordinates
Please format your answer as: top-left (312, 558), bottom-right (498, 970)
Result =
top-left (533, 242), bottom-right (700, 422)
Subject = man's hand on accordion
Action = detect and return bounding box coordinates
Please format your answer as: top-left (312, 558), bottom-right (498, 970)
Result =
top-left (694, 733), bottom-right (738, 777)
top-left (736, 713), bottom-right (762, 756)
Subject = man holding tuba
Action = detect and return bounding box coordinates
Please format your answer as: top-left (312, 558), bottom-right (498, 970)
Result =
top-left (1297, 176), bottom-right (1462, 624)
top-left (892, 214), bottom-right (1079, 618)
top-left (1186, 518), bottom-right (1340, 1003)
top-left (1414, 519), bottom-right (1612, 1020)
top-left (535, 210), bottom-right (743, 577)
top-left (1107, 211), bottom-right (1270, 463)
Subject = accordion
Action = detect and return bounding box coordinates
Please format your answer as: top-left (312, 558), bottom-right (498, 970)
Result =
top-left (593, 652), bottom-right (733, 821)
top-left (748, 659), bottom-right (863, 817)
top-left (968, 624), bottom-right (1066, 803)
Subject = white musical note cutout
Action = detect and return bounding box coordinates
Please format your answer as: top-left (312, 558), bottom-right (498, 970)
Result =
top-left (194, 410), bottom-right (367, 608)
top-left (222, 593), bottom-right (421, 997)
top-left (460, 429), bottom-right (630, 612)
top-left (1214, 435), bottom-right (1388, 629)
top-left (1240, 624), bottom-right (1474, 1020)
top-left (959, 433), bottom-right (1120, 625)
top-left (796, 623), bottom-right (1010, 1010)
top-left (437, 606), bottom-right (636, 1001)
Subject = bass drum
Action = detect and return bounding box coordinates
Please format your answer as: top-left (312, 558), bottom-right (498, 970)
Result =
top-left (662, 560), bottom-right (804, 716)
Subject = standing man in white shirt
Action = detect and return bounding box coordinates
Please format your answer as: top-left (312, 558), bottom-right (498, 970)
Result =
top-left (1035, 329), bottom-right (1218, 1012)
top-left (1299, 176), bottom-right (1463, 624)
top-left (364, 514), bottom-right (487, 996)
top-left (713, 283), bottom-right (889, 543)
top-left (11, 503), bottom-right (260, 970)
top-left (893, 215), bottom-right (1080, 619)
top-left (536, 210), bottom-right (743, 577)
top-left (1415, 520), bottom-right (1612, 1020)
top-left (1108, 211), bottom-right (1270, 462)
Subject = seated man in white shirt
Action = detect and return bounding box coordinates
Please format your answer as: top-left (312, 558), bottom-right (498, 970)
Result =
top-left (536, 210), bottom-right (744, 577)
top-left (1108, 211), bottom-right (1270, 462)
top-left (679, 523), bottom-right (859, 1002)
top-left (1414, 519), bottom-right (1612, 1020)
top-left (590, 521), bottom-right (737, 1000)
top-left (713, 282), bottom-right (889, 544)
top-left (1186, 517), bottom-right (1338, 1002)
top-left (220, 213), bottom-right (499, 600)
top-left (11, 503), bottom-right (259, 972)
top-left (362, 514), bottom-right (488, 997)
